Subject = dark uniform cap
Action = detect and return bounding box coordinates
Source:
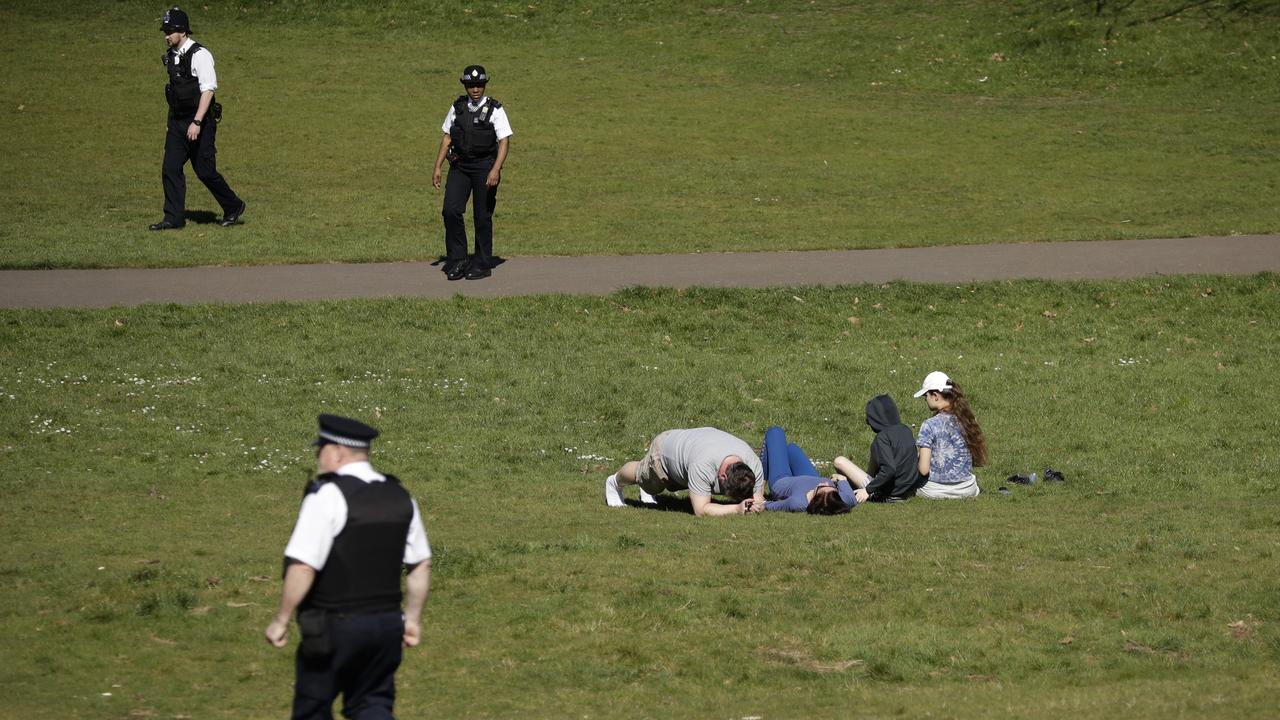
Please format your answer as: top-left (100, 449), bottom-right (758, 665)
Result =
top-left (161, 7), bottom-right (191, 33)
top-left (460, 65), bottom-right (489, 86)
top-left (312, 414), bottom-right (379, 449)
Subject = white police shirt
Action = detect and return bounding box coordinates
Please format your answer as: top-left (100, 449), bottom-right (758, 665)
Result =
top-left (441, 96), bottom-right (513, 140)
top-left (173, 37), bottom-right (218, 93)
top-left (283, 461), bottom-right (432, 571)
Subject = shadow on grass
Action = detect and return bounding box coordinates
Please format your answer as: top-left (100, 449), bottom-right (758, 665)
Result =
top-left (183, 210), bottom-right (221, 225)
top-left (624, 494), bottom-right (692, 513)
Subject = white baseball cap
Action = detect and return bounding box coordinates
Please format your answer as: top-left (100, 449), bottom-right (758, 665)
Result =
top-left (913, 370), bottom-right (953, 397)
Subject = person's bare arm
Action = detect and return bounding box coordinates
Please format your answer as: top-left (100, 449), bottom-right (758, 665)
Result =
top-left (432, 135), bottom-right (452, 189)
top-left (486, 137), bottom-right (509, 187)
top-left (402, 560), bottom-right (431, 647)
top-left (186, 90), bottom-right (214, 140)
top-left (264, 562), bottom-right (316, 647)
top-left (690, 494), bottom-right (749, 517)
top-left (917, 448), bottom-right (931, 477)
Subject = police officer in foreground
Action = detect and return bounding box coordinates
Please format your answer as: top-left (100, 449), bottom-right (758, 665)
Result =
top-left (431, 65), bottom-right (513, 281)
top-left (149, 7), bottom-right (246, 231)
top-left (265, 414), bottom-right (431, 719)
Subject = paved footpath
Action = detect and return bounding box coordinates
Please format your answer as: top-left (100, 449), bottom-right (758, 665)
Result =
top-left (1, 235), bottom-right (1277, 309)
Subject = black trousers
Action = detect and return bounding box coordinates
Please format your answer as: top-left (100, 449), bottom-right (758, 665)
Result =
top-left (442, 157), bottom-right (499, 269)
top-left (292, 611), bottom-right (404, 720)
top-left (162, 113), bottom-right (241, 225)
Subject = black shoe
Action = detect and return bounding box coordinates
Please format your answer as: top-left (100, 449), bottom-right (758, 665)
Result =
top-left (219, 201), bottom-right (247, 227)
top-left (1043, 468), bottom-right (1066, 482)
top-left (465, 265), bottom-right (491, 280)
top-left (148, 220), bottom-right (184, 231)
top-left (442, 259), bottom-right (466, 275)
top-left (446, 262), bottom-right (470, 281)
top-left (1006, 474), bottom-right (1033, 486)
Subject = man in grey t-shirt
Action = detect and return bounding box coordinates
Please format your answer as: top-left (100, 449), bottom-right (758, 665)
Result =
top-left (605, 428), bottom-right (765, 516)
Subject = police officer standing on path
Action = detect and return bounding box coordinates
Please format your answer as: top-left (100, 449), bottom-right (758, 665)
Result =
top-left (265, 414), bottom-right (431, 719)
top-left (149, 7), bottom-right (246, 231)
top-left (432, 65), bottom-right (513, 281)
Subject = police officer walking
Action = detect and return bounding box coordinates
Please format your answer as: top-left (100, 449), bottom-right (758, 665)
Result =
top-left (149, 6), bottom-right (246, 231)
top-left (431, 65), bottom-right (513, 280)
top-left (265, 414), bottom-right (432, 719)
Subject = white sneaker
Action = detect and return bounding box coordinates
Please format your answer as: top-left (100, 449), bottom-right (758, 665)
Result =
top-left (638, 488), bottom-right (658, 506)
top-left (604, 474), bottom-right (626, 507)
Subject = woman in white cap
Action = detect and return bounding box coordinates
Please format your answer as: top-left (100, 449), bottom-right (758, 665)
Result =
top-left (912, 371), bottom-right (988, 499)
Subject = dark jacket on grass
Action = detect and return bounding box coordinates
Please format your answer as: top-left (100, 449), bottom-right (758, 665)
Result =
top-left (863, 394), bottom-right (922, 501)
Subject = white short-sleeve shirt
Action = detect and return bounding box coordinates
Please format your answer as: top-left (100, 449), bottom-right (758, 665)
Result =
top-left (441, 96), bottom-right (513, 140)
top-left (283, 461), bottom-right (432, 571)
top-left (175, 38), bottom-right (217, 93)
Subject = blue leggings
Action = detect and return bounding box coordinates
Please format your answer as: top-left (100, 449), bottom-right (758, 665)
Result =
top-left (761, 426), bottom-right (820, 484)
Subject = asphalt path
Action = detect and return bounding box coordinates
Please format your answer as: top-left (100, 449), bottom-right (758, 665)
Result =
top-left (1, 234), bottom-right (1277, 309)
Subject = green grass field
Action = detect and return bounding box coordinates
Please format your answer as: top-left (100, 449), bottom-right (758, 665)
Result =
top-left (2, 275), bottom-right (1277, 718)
top-left (1, 0), bottom-right (1278, 268)
top-left (3, 1), bottom-right (1278, 717)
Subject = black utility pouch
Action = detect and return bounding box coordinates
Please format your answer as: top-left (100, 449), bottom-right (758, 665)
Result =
top-left (212, 102), bottom-right (223, 123)
top-left (297, 609), bottom-right (333, 661)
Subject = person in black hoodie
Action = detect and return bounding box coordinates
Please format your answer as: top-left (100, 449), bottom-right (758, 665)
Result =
top-left (833, 394), bottom-right (922, 502)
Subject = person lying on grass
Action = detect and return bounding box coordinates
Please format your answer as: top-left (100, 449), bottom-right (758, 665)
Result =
top-left (605, 427), bottom-right (765, 516)
top-left (759, 426), bottom-right (857, 514)
top-left (832, 394), bottom-right (923, 503)
top-left (912, 371), bottom-right (988, 499)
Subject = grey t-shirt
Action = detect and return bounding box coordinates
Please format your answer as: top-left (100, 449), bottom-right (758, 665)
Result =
top-left (657, 428), bottom-right (764, 497)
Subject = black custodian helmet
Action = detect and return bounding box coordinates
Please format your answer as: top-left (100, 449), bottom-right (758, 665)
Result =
top-left (460, 65), bottom-right (489, 86)
top-left (160, 7), bottom-right (190, 33)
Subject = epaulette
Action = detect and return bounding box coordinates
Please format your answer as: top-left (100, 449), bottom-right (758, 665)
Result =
top-left (302, 472), bottom-right (339, 499)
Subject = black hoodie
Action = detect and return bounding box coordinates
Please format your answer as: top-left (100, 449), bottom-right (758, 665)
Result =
top-left (863, 394), bottom-right (922, 501)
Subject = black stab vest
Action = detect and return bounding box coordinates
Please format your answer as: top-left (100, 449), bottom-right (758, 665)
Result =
top-left (301, 474), bottom-right (414, 614)
top-left (449, 96), bottom-right (502, 160)
top-left (164, 42), bottom-right (205, 114)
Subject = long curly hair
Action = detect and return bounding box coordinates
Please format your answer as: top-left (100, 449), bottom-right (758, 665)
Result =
top-left (938, 381), bottom-right (988, 467)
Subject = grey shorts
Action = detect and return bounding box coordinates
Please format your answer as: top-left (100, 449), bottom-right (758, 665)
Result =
top-left (636, 431), bottom-right (676, 495)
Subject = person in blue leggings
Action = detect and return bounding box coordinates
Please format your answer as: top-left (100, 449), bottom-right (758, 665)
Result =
top-left (760, 426), bottom-right (858, 515)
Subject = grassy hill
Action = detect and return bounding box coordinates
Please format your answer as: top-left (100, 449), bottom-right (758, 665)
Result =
top-left (1, 0), bottom-right (1277, 267)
